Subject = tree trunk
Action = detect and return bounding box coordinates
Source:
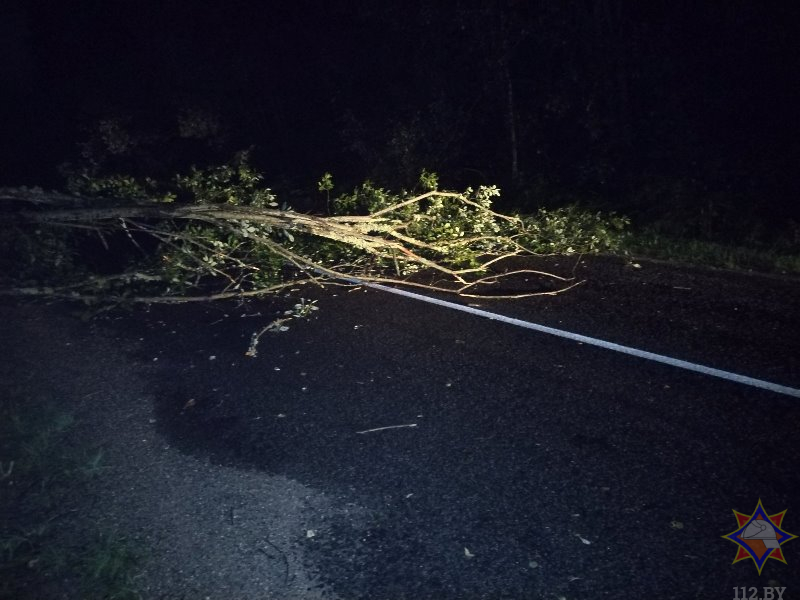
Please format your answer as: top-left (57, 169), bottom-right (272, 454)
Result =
top-left (504, 61), bottom-right (520, 187)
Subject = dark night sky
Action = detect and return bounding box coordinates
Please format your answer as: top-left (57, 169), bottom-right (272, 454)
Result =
top-left (2, 1), bottom-right (799, 220)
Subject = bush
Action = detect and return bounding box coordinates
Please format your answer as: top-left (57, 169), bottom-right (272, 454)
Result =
top-left (514, 204), bottom-right (630, 255)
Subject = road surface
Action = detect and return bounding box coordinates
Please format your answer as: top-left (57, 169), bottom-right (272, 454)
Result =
top-left (3, 255), bottom-right (799, 599)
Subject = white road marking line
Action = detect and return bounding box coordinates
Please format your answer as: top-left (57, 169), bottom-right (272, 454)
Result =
top-left (347, 279), bottom-right (800, 399)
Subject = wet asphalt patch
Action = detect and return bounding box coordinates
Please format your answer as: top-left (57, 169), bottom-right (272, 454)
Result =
top-left (99, 256), bottom-right (800, 598)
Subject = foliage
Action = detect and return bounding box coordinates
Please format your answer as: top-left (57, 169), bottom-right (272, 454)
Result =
top-left (2, 136), bottom-right (633, 304)
top-left (407, 185), bottom-right (503, 241)
top-left (323, 176), bottom-right (511, 270)
top-left (515, 205), bottom-right (631, 255)
top-left (331, 179), bottom-right (397, 216)
top-left (177, 106), bottom-right (223, 141)
top-left (318, 172), bottom-right (334, 215)
top-left (156, 221), bottom-right (287, 295)
top-left (0, 390), bottom-right (142, 599)
top-left (0, 223), bottom-right (85, 285)
top-left (298, 172), bottom-right (630, 273)
top-left (623, 227), bottom-right (800, 275)
top-left (246, 297), bottom-right (320, 357)
top-left (176, 150), bottom-right (276, 208)
top-left (80, 532), bottom-right (142, 600)
top-left (57, 109), bottom-right (231, 203)
top-left (59, 116), bottom-right (161, 201)
top-left (159, 153), bottom-right (288, 294)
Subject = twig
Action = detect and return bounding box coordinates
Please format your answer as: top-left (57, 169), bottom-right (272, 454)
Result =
top-left (0, 279), bottom-right (310, 304)
top-left (356, 423), bottom-right (418, 434)
top-left (245, 317), bottom-right (291, 357)
top-left (0, 461), bottom-right (14, 480)
top-left (4, 188), bottom-right (586, 304)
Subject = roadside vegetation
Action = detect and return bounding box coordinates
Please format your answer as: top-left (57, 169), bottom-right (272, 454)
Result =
top-left (1, 104), bottom-right (798, 599)
top-left (505, 176), bottom-right (800, 276)
top-left (2, 113), bottom-right (796, 317)
top-left (622, 217), bottom-right (800, 275)
top-left (0, 388), bottom-right (142, 600)
top-left (0, 112), bottom-right (635, 307)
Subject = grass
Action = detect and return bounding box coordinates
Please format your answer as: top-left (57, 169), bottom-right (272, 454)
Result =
top-left (507, 198), bottom-right (800, 276)
top-left (622, 226), bottom-right (800, 276)
top-left (80, 531), bottom-right (142, 600)
top-left (0, 388), bottom-right (143, 600)
top-left (508, 183), bottom-right (800, 275)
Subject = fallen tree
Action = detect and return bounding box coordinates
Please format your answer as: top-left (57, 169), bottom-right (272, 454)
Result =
top-left (0, 164), bottom-right (627, 306)
top-left (1, 190), bottom-right (580, 303)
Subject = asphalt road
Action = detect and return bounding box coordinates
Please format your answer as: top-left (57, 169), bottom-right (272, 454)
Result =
top-left (4, 255), bottom-right (800, 599)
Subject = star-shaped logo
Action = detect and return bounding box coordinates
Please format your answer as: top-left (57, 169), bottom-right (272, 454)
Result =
top-left (722, 499), bottom-right (797, 574)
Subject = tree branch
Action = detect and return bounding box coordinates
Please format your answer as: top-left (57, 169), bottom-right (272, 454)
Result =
top-left (1, 187), bottom-right (583, 304)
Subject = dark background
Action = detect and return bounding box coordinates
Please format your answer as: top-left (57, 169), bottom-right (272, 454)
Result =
top-left (2, 1), bottom-right (798, 223)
